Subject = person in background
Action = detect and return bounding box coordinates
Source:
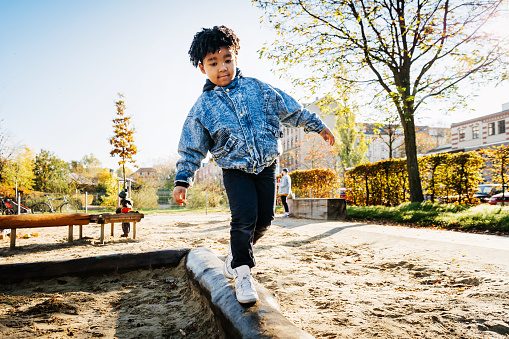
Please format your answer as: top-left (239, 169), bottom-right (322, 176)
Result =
top-left (278, 168), bottom-right (291, 218)
top-left (116, 190), bottom-right (133, 238)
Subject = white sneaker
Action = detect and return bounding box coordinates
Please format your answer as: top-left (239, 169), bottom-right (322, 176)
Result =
top-left (233, 265), bottom-right (259, 304)
top-left (282, 213), bottom-right (290, 218)
top-left (223, 248), bottom-right (234, 280)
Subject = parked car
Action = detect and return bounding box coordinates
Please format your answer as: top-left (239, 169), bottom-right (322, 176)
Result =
top-left (489, 191), bottom-right (509, 205)
top-left (337, 188), bottom-right (353, 203)
top-left (474, 184), bottom-right (503, 203)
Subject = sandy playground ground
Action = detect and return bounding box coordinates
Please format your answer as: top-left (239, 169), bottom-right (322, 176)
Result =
top-left (1, 212), bottom-right (508, 338)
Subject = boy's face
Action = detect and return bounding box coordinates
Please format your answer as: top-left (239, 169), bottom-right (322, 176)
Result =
top-left (199, 46), bottom-right (237, 87)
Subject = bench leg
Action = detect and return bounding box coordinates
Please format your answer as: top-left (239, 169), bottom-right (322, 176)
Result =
top-left (100, 223), bottom-right (105, 244)
top-left (133, 222), bottom-right (136, 239)
top-left (111, 222), bottom-right (114, 237)
top-left (68, 225), bottom-right (73, 242)
top-left (10, 228), bottom-right (16, 250)
top-left (79, 225), bottom-right (83, 239)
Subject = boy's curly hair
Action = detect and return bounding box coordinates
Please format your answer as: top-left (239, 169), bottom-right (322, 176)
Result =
top-left (189, 26), bottom-right (240, 68)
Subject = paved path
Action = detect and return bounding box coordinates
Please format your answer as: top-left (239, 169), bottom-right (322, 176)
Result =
top-left (272, 216), bottom-right (509, 272)
top-left (152, 212), bottom-right (509, 272)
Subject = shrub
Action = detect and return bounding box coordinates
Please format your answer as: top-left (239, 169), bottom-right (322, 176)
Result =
top-left (186, 182), bottom-right (227, 208)
top-left (131, 184), bottom-right (159, 209)
top-left (289, 168), bottom-right (339, 198)
top-left (345, 152), bottom-right (484, 206)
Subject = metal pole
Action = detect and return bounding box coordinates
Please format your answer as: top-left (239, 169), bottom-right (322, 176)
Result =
top-left (17, 193), bottom-right (20, 215)
top-left (117, 180), bottom-right (121, 207)
top-left (85, 192), bottom-right (88, 213)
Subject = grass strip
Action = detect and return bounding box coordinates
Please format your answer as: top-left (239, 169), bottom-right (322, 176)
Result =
top-left (346, 202), bottom-right (509, 233)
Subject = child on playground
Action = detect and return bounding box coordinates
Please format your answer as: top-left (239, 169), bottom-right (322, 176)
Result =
top-left (116, 190), bottom-right (133, 238)
top-left (173, 26), bottom-right (335, 304)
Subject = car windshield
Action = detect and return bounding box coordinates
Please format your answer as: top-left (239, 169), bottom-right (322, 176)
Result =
top-left (477, 185), bottom-right (499, 194)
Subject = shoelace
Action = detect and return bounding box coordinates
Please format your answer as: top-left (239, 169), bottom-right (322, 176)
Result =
top-left (238, 275), bottom-right (254, 290)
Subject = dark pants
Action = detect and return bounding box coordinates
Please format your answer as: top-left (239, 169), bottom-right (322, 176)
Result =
top-left (122, 222), bottom-right (130, 234)
top-left (281, 195), bottom-right (289, 213)
top-left (222, 162), bottom-right (277, 269)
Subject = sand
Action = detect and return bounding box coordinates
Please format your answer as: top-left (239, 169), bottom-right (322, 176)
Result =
top-left (1, 212), bottom-right (509, 338)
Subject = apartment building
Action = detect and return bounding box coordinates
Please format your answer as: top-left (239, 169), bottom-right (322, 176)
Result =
top-left (451, 102), bottom-right (509, 152)
top-left (195, 161), bottom-right (223, 185)
top-left (279, 101), bottom-right (337, 172)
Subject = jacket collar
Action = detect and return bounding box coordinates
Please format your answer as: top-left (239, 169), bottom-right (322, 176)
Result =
top-left (202, 68), bottom-right (243, 92)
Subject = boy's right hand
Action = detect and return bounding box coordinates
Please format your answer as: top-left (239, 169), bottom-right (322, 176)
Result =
top-left (173, 186), bottom-right (187, 205)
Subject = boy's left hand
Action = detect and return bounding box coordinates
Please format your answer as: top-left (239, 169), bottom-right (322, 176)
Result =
top-left (319, 127), bottom-right (336, 146)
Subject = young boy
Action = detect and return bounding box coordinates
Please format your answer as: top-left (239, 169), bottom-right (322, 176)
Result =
top-left (173, 26), bottom-right (335, 304)
top-left (116, 190), bottom-right (133, 238)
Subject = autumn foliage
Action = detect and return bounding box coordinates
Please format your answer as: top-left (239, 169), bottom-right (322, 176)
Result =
top-left (289, 168), bottom-right (339, 198)
top-left (346, 152), bottom-right (484, 206)
top-left (110, 93), bottom-right (137, 189)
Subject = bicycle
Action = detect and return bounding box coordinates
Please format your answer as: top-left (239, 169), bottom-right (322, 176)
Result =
top-left (1, 198), bottom-right (32, 215)
top-left (31, 194), bottom-right (78, 214)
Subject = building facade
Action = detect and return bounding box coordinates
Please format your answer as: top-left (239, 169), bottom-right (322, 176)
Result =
top-left (129, 167), bottom-right (158, 181)
top-left (280, 102), bottom-right (337, 172)
top-left (195, 161), bottom-right (223, 185)
top-left (280, 100), bottom-right (450, 169)
top-left (451, 103), bottom-right (509, 152)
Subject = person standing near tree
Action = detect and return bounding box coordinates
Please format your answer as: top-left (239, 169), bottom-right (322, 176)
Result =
top-left (278, 168), bottom-right (291, 217)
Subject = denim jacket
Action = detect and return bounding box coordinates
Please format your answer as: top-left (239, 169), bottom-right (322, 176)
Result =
top-left (175, 74), bottom-right (326, 186)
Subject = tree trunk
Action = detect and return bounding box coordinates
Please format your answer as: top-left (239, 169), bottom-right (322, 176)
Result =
top-left (402, 116), bottom-right (424, 202)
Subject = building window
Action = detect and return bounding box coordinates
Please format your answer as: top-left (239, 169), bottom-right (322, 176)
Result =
top-left (472, 126), bottom-right (479, 139)
top-left (499, 120), bottom-right (506, 134)
top-left (488, 122), bottom-right (495, 136)
top-left (459, 128), bottom-right (466, 141)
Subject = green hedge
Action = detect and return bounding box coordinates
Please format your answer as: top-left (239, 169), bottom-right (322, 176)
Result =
top-left (345, 152), bottom-right (484, 206)
top-left (289, 168), bottom-right (339, 198)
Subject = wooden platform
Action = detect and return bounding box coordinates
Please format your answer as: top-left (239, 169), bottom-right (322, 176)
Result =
top-left (289, 198), bottom-right (347, 220)
top-left (0, 212), bottom-right (144, 249)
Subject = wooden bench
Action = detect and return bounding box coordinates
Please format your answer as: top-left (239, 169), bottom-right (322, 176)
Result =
top-left (0, 213), bottom-right (90, 249)
top-left (0, 213), bottom-right (144, 249)
top-left (89, 213), bottom-right (144, 244)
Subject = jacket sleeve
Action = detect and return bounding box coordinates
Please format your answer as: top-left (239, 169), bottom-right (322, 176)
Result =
top-left (273, 87), bottom-right (326, 133)
top-left (175, 113), bottom-right (212, 186)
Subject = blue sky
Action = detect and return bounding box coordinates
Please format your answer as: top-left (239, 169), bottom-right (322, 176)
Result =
top-left (1, 0), bottom-right (508, 170)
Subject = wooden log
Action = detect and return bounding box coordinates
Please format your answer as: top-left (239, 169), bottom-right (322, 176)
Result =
top-left (0, 213), bottom-right (90, 229)
top-left (0, 249), bottom-right (190, 283)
